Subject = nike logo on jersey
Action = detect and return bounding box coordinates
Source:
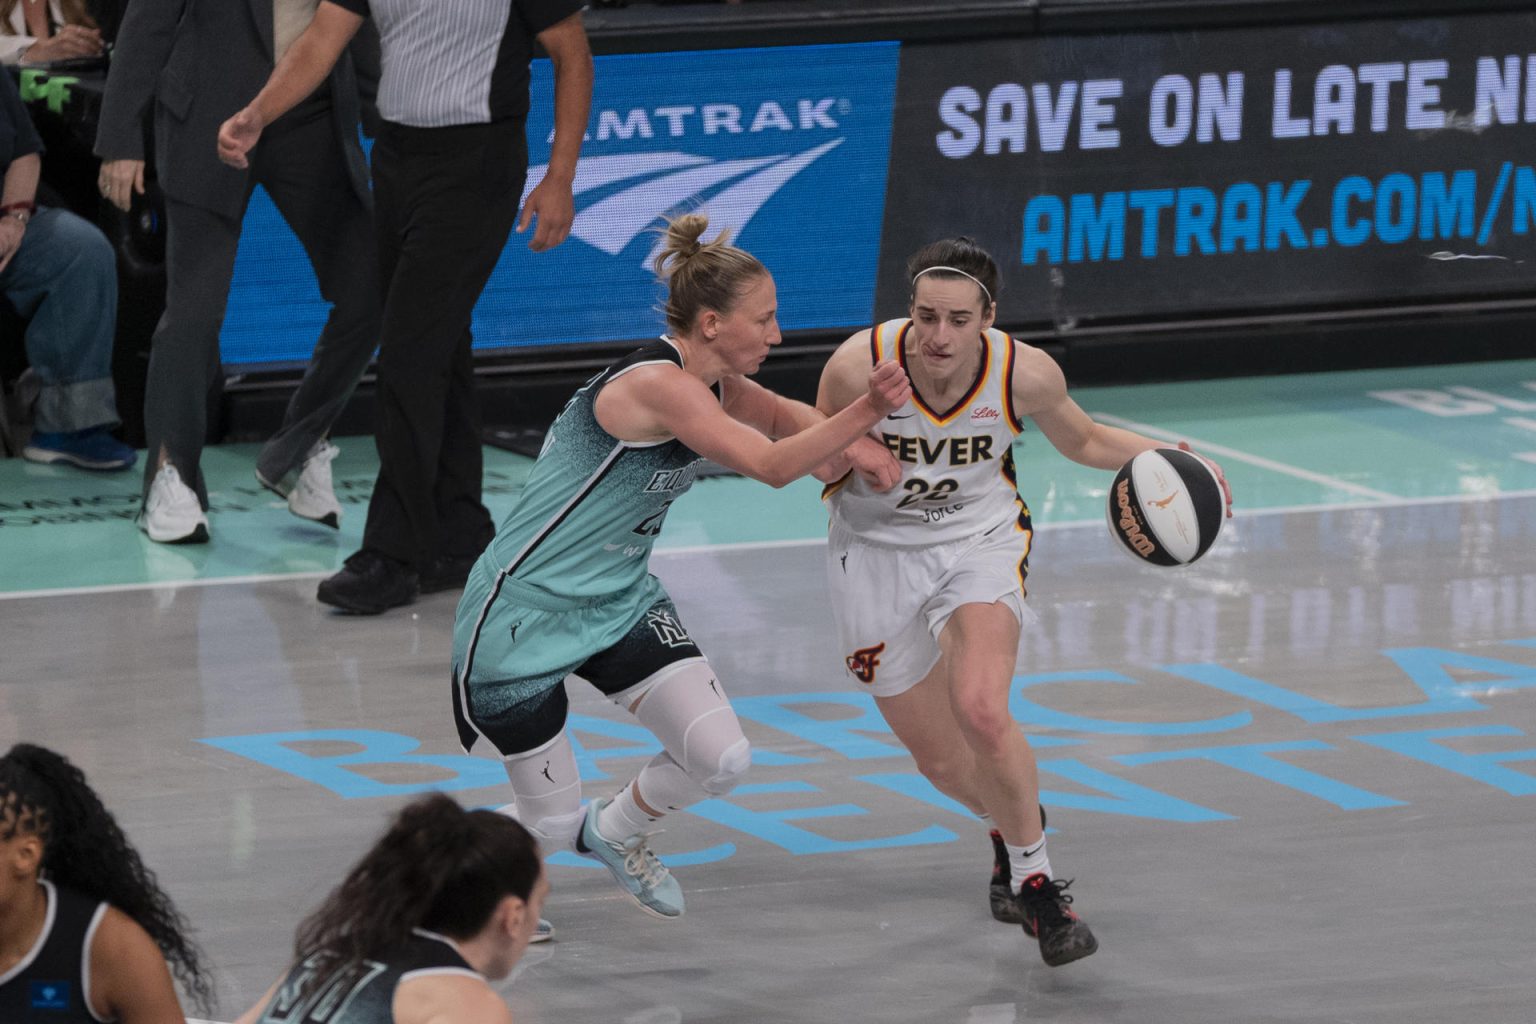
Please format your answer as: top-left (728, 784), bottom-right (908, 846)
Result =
top-left (887, 412), bottom-right (914, 420)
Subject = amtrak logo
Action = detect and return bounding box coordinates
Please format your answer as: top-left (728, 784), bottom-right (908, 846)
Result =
top-left (520, 141), bottom-right (845, 268)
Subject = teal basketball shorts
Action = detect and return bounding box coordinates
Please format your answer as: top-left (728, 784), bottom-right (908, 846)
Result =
top-left (451, 569), bottom-right (705, 756)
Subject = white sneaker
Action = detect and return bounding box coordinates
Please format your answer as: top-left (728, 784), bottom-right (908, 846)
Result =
top-left (530, 918), bottom-right (554, 944)
top-left (258, 441), bottom-right (341, 528)
top-left (140, 465), bottom-right (209, 544)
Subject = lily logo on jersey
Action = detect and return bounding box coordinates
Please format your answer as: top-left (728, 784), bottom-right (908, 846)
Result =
top-left (519, 141), bottom-right (844, 268)
top-left (971, 405), bottom-right (1002, 424)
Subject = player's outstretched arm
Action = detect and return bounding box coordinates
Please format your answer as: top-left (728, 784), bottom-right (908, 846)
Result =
top-left (1014, 342), bottom-right (1233, 515)
top-left (597, 361), bottom-right (908, 488)
top-left (723, 371), bottom-right (900, 489)
top-left (810, 332), bottom-right (903, 489)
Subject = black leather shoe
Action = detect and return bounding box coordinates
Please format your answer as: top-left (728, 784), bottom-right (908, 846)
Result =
top-left (420, 552), bottom-right (477, 594)
top-left (317, 550), bottom-right (419, 614)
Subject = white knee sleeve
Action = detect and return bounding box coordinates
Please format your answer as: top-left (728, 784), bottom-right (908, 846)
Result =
top-left (704, 736), bottom-right (751, 794)
top-left (626, 661), bottom-right (752, 806)
top-left (501, 731), bottom-right (585, 847)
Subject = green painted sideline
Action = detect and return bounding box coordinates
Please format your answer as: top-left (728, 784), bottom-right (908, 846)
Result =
top-left (2, 357), bottom-right (1534, 594)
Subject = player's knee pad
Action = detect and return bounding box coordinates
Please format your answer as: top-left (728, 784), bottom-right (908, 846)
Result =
top-left (701, 735), bottom-right (751, 795)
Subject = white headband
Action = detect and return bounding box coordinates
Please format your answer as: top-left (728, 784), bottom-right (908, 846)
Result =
top-left (911, 265), bottom-right (993, 306)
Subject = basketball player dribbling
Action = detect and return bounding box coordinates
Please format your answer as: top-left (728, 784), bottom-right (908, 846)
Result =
top-left (815, 237), bottom-right (1233, 966)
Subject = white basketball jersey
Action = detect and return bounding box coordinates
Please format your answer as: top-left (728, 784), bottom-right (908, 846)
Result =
top-left (828, 319), bottom-right (1030, 547)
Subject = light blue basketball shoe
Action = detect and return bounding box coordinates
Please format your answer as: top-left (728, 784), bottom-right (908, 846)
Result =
top-left (578, 797), bottom-right (685, 919)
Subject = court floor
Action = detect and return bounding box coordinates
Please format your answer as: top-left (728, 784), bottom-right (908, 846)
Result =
top-left (3, 357), bottom-right (1535, 1023)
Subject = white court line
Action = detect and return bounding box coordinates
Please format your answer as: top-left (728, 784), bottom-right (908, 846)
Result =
top-left (6, 488), bottom-right (1536, 602)
top-left (1089, 412), bottom-right (1403, 502)
top-left (0, 571), bottom-right (328, 602)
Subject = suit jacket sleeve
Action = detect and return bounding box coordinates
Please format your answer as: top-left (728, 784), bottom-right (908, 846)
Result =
top-left (94, 0), bottom-right (190, 160)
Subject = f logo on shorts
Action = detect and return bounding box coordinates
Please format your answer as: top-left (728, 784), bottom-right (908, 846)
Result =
top-left (845, 643), bottom-right (886, 684)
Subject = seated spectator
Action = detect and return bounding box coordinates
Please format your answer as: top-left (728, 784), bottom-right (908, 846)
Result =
top-left (0, 69), bottom-right (132, 469)
top-left (1, 0), bottom-right (104, 66)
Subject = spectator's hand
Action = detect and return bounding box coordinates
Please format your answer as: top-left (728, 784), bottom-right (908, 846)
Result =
top-left (21, 25), bottom-right (104, 64)
top-left (98, 159), bottom-right (145, 213)
top-left (517, 176), bottom-right (574, 252)
top-left (0, 216), bottom-right (26, 275)
top-left (217, 108), bottom-right (265, 170)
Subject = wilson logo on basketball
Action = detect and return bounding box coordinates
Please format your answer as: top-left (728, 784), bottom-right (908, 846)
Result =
top-left (1114, 479), bottom-right (1157, 558)
top-left (845, 643), bottom-right (886, 683)
top-left (971, 406), bottom-right (1001, 423)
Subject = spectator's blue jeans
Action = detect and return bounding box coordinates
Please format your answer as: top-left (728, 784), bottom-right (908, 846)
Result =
top-left (0, 206), bottom-right (120, 433)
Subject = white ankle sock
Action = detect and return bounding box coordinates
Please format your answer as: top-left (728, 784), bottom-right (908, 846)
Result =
top-left (597, 782), bottom-right (656, 840)
top-left (1007, 837), bottom-right (1051, 894)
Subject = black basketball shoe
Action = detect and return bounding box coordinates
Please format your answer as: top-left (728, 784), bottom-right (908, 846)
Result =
top-left (988, 804), bottom-right (1048, 924)
top-left (1016, 873), bottom-right (1098, 967)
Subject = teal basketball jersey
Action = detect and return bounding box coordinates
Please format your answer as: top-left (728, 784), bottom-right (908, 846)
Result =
top-left (477, 339), bottom-right (714, 599)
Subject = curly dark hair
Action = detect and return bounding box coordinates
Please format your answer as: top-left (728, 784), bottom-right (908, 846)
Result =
top-left (292, 793), bottom-right (542, 1000)
top-left (0, 744), bottom-right (214, 1013)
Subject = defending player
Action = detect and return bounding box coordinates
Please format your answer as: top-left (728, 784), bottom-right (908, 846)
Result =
top-left (452, 213), bottom-right (909, 921)
top-left (816, 237), bottom-right (1232, 966)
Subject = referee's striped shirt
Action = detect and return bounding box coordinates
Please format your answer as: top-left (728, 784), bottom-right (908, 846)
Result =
top-left (328, 0), bottom-right (585, 128)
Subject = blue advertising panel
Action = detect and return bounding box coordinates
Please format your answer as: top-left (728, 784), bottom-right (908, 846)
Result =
top-left (219, 42), bottom-right (899, 367)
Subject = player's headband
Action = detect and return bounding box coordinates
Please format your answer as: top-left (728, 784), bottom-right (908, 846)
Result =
top-left (911, 266), bottom-right (993, 306)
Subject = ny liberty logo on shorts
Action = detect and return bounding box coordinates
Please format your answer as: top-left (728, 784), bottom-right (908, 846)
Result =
top-left (845, 643), bottom-right (886, 684)
top-left (646, 607), bottom-right (692, 648)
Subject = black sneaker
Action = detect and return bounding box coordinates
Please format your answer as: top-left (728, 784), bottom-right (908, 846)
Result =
top-left (317, 550), bottom-right (419, 614)
top-left (420, 552), bottom-right (477, 594)
top-left (1016, 873), bottom-right (1098, 967)
top-left (989, 804), bottom-right (1047, 924)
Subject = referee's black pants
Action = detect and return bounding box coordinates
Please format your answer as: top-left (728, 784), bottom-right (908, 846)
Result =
top-left (361, 118), bottom-right (527, 571)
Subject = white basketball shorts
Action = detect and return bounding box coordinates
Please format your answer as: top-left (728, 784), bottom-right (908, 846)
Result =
top-left (825, 517), bottom-right (1039, 698)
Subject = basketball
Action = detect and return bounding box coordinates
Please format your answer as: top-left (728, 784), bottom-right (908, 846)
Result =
top-left (1107, 448), bottom-right (1225, 566)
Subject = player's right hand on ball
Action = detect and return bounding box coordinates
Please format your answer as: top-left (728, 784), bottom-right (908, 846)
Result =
top-left (866, 360), bottom-right (911, 418)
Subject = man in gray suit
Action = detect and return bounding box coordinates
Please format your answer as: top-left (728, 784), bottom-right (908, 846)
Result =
top-left (94, 0), bottom-right (380, 544)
